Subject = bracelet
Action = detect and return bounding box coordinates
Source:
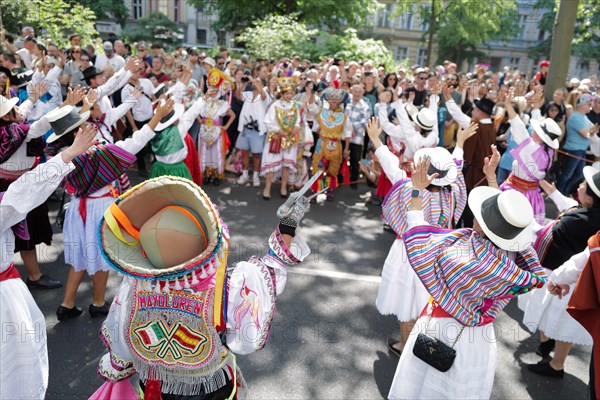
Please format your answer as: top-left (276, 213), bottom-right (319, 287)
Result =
top-left (279, 217), bottom-right (298, 228)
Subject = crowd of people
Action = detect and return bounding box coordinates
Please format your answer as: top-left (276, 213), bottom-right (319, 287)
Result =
top-left (0, 25), bottom-right (599, 399)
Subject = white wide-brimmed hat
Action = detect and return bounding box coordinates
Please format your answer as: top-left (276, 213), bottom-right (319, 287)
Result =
top-left (0, 95), bottom-right (19, 119)
top-left (46, 105), bottom-right (90, 143)
top-left (530, 118), bottom-right (561, 149)
top-left (413, 146), bottom-right (458, 186)
top-left (583, 165), bottom-right (600, 198)
top-left (414, 108), bottom-right (436, 131)
top-left (155, 102), bottom-right (184, 131)
top-left (404, 103), bottom-right (419, 121)
top-left (469, 187), bottom-right (534, 251)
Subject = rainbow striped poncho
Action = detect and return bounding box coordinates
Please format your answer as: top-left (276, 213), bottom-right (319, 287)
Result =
top-left (404, 224), bottom-right (547, 326)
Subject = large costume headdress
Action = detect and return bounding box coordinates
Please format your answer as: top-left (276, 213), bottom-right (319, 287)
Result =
top-left (277, 77), bottom-right (295, 94)
top-left (207, 68), bottom-right (233, 98)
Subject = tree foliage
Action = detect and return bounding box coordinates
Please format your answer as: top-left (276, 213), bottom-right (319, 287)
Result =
top-left (69, 0), bottom-right (130, 24)
top-left (237, 15), bottom-right (395, 68)
top-left (0, 0), bottom-right (30, 37)
top-left (124, 12), bottom-right (184, 50)
top-left (529, 0), bottom-right (600, 62)
top-left (188, 0), bottom-right (380, 32)
top-left (26, 0), bottom-right (98, 47)
top-left (394, 0), bottom-right (520, 66)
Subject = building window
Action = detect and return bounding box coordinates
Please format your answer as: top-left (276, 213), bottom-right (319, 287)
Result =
top-left (397, 8), bottom-right (413, 30)
top-left (417, 48), bottom-right (427, 66)
top-left (510, 57), bottom-right (521, 69)
top-left (576, 60), bottom-right (590, 75)
top-left (395, 46), bottom-right (409, 62)
top-left (420, 5), bottom-right (429, 31)
top-left (217, 30), bottom-right (227, 46)
top-left (379, 3), bottom-right (394, 28)
top-left (174, 0), bottom-right (180, 22)
top-left (519, 15), bottom-right (528, 39)
top-left (538, 29), bottom-right (546, 41)
top-left (132, 0), bottom-right (143, 19)
top-left (197, 29), bottom-right (207, 44)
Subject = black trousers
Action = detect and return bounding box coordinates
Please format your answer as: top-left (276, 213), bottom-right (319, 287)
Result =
top-left (349, 143), bottom-right (363, 187)
top-left (590, 348), bottom-right (596, 400)
top-left (132, 118), bottom-right (152, 171)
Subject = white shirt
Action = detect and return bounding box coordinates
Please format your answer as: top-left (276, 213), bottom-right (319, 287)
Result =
top-left (121, 78), bottom-right (154, 121)
top-left (95, 53), bottom-right (125, 73)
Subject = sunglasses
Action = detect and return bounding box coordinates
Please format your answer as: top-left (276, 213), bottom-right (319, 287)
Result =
top-left (137, 48), bottom-right (146, 51)
top-left (217, 62), bottom-right (225, 66)
top-left (418, 77), bottom-right (427, 80)
top-left (81, 58), bottom-right (89, 62)
top-left (72, 50), bottom-right (81, 54)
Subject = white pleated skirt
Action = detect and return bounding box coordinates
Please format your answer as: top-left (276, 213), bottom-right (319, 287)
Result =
top-left (64, 196), bottom-right (116, 275)
top-left (522, 285), bottom-right (593, 346)
top-left (388, 317), bottom-right (496, 400)
top-left (0, 278), bottom-right (48, 399)
top-left (376, 239), bottom-right (431, 322)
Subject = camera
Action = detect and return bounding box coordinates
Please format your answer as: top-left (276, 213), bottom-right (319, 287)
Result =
top-left (241, 76), bottom-right (250, 84)
top-left (364, 71), bottom-right (373, 77)
top-left (333, 58), bottom-right (341, 66)
top-left (177, 65), bottom-right (183, 72)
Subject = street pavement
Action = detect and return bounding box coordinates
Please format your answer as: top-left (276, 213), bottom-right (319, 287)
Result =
top-left (12, 174), bottom-right (592, 399)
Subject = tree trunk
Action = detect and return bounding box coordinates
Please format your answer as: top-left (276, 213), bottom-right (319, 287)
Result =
top-left (0, 10), bottom-right (4, 52)
top-left (426, 0), bottom-right (436, 66)
top-left (285, 0), bottom-right (296, 14)
top-left (545, 0), bottom-right (579, 102)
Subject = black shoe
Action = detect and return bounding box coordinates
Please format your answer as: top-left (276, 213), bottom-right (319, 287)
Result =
top-left (213, 178), bottom-right (221, 186)
top-left (27, 275), bottom-right (63, 289)
top-left (387, 338), bottom-right (402, 357)
top-left (280, 191), bottom-right (289, 199)
top-left (350, 183), bottom-right (358, 190)
top-left (536, 339), bottom-right (556, 357)
top-left (138, 169), bottom-right (150, 178)
top-left (89, 303), bottom-right (110, 318)
top-left (56, 305), bottom-right (83, 321)
top-left (528, 361), bottom-right (564, 378)
top-left (309, 197), bottom-right (317, 204)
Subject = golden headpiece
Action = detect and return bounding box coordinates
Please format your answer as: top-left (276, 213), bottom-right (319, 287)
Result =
top-left (278, 77), bottom-right (296, 94)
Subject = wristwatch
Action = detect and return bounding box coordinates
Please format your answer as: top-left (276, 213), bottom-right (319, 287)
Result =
top-left (411, 189), bottom-right (423, 198)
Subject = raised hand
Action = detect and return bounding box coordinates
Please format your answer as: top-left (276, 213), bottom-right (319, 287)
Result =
top-left (61, 124), bottom-right (97, 163)
top-left (411, 156), bottom-right (437, 191)
top-left (456, 122), bottom-right (479, 148)
top-left (29, 81), bottom-right (49, 103)
top-left (539, 179), bottom-right (557, 196)
top-left (483, 144), bottom-right (501, 188)
top-left (125, 57), bottom-right (142, 73)
top-left (365, 117), bottom-right (383, 149)
top-left (442, 83), bottom-right (454, 102)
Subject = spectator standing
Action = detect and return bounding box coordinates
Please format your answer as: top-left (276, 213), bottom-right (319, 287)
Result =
top-left (558, 94), bottom-right (599, 195)
top-left (345, 84), bottom-right (371, 189)
top-left (94, 41), bottom-right (125, 73)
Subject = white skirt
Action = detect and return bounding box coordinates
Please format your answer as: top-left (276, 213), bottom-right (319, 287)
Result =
top-left (64, 196), bottom-right (116, 274)
top-left (260, 145), bottom-right (297, 176)
top-left (0, 278), bottom-right (48, 399)
top-left (376, 239), bottom-right (430, 322)
top-left (389, 317), bottom-right (496, 400)
top-left (522, 285), bottom-right (593, 346)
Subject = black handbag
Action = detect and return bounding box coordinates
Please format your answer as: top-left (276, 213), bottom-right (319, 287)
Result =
top-left (412, 309), bottom-right (465, 373)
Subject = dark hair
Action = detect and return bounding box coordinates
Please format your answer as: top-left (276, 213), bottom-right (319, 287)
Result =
top-left (586, 183), bottom-right (600, 208)
top-left (0, 109), bottom-right (17, 127)
top-left (383, 72), bottom-right (398, 89)
top-left (1, 52), bottom-right (17, 65)
top-left (151, 43), bottom-right (161, 49)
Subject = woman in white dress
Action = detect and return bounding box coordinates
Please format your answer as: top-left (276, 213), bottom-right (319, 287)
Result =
top-left (0, 126), bottom-right (96, 399)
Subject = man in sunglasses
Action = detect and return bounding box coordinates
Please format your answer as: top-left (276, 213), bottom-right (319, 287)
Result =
top-left (407, 67), bottom-right (429, 107)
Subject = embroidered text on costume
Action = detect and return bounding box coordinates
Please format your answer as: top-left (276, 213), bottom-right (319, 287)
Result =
top-left (138, 293), bottom-right (203, 314)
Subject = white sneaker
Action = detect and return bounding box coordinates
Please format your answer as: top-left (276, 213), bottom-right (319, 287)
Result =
top-left (238, 174), bottom-right (249, 185)
top-left (252, 175), bottom-right (261, 187)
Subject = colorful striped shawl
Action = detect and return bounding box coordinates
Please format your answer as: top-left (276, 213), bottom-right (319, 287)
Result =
top-left (404, 225), bottom-right (546, 326)
top-left (381, 160), bottom-right (466, 236)
top-left (67, 144), bottom-right (136, 197)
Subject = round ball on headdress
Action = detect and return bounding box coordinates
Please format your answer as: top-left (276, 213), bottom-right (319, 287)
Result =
top-left (139, 206), bottom-right (209, 269)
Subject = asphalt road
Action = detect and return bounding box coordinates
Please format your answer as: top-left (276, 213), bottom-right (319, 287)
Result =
top-left (12, 174), bottom-right (592, 399)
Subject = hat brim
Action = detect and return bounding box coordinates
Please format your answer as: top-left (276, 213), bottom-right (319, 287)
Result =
top-left (46, 111), bottom-right (90, 143)
top-left (583, 166), bottom-right (600, 199)
top-left (468, 186), bottom-right (534, 252)
top-left (0, 97), bottom-right (19, 118)
top-left (413, 147), bottom-right (458, 186)
top-left (100, 176), bottom-right (226, 280)
top-left (530, 119), bottom-right (560, 149)
top-left (155, 103), bottom-right (185, 131)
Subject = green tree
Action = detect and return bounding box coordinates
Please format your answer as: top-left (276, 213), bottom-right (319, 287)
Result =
top-left (124, 12), bottom-right (184, 50)
top-left (394, 0), bottom-right (520, 66)
top-left (26, 0), bottom-right (98, 47)
top-left (237, 15), bottom-right (395, 68)
top-left (529, 0), bottom-right (600, 63)
top-left (189, 0), bottom-right (380, 32)
top-left (69, 0), bottom-right (129, 24)
top-left (236, 14), bottom-right (318, 60)
top-left (0, 0), bottom-right (29, 37)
